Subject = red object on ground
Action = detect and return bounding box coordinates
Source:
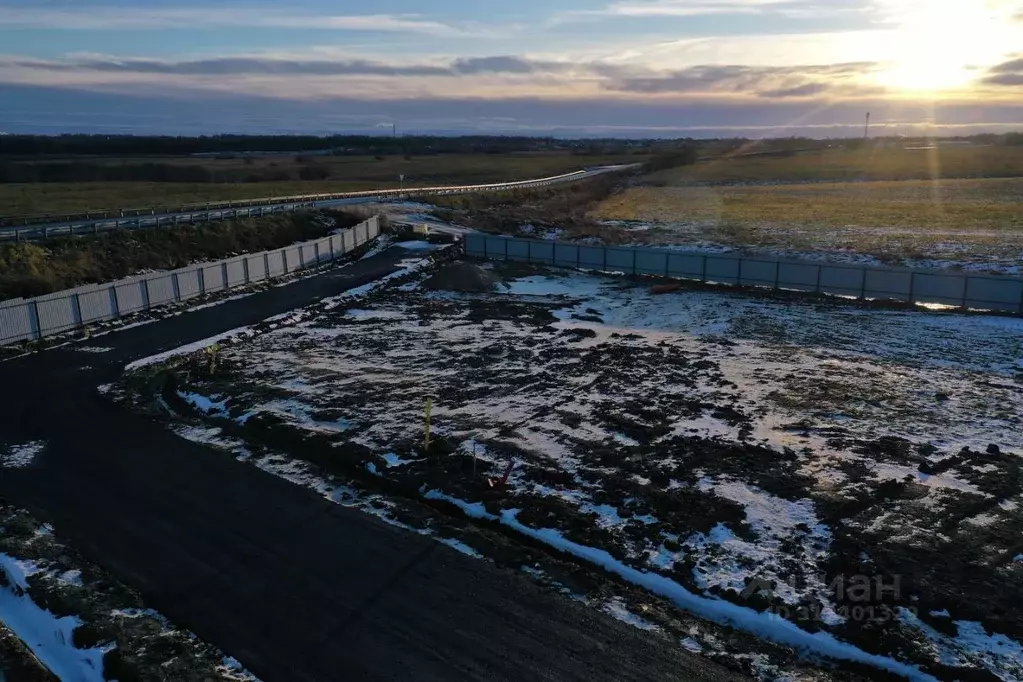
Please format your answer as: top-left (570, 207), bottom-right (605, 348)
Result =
top-left (651, 283), bottom-right (682, 295)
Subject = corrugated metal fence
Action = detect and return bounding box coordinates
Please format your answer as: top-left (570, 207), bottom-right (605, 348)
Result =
top-left (465, 234), bottom-right (1023, 314)
top-left (0, 216), bottom-right (380, 346)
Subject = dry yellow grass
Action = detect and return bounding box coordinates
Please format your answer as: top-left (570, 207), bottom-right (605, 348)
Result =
top-left (657, 145), bottom-right (1023, 184)
top-left (592, 178), bottom-right (1023, 232)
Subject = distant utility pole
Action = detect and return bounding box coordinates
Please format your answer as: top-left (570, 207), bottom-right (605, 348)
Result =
top-left (864, 112), bottom-right (871, 140)
top-left (392, 124), bottom-right (397, 138)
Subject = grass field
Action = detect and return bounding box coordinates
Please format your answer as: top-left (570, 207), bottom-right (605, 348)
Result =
top-left (0, 152), bottom-right (639, 217)
top-left (593, 178), bottom-right (1023, 231)
top-left (666, 145), bottom-right (1023, 184)
top-left (589, 146), bottom-right (1023, 272)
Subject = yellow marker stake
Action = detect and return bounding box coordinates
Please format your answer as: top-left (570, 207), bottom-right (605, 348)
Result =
top-left (424, 398), bottom-right (433, 452)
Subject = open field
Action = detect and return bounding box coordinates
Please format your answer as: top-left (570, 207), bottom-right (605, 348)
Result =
top-left (591, 178), bottom-right (1023, 272)
top-left (586, 145), bottom-right (1023, 273)
top-left (131, 256), bottom-right (1023, 681)
top-left (669, 146), bottom-right (1023, 184)
top-left (0, 152), bottom-right (641, 217)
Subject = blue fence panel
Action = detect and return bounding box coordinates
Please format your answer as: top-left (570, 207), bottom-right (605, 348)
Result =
top-left (554, 244), bottom-right (580, 267)
top-left (912, 273), bottom-right (968, 306)
top-left (777, 262), bottom-right (820, 292)
top-left (667, 253), bottom-right (706, 280)
top-left (506, 239), bottom-right (530, 261)
top-left (485, 237), bottom-right (511, 259)
top-left (635, 249), bottom-right (669, 276)
top-left (579, 246), bottom-right (605, 269)
top-left (528, 241), bottom-right (554, 264)
top-left (819, 266), bottom-right (864, 298)
top-left (739, 259), bottom-right (778, 287)
top-left (864, 269), bottom-right (913, 301)
top-left (464, 234), bottom-right (486, 256)
top-left (604, 248), bottom-right (634, 273)
top-left (964, 276), bottom-right (1023, 312)
top-left (705, 256), bottom-right (740, 284)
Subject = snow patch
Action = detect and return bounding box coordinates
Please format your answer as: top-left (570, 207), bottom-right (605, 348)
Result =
top-left (0, 554), bottom-right (109, 682)
top-left (1, 441), bottom-right (46, 469)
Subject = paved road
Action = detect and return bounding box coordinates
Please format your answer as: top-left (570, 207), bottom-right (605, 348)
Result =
top-left (1, 166), bottom-right (632, 241)
top-left (0, 248), bottom-right (741, 682)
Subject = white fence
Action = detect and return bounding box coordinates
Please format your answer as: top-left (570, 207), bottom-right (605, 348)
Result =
top-left (464, 234), bottom-right (1023, 314)
top-left (0, 216), bottom-right (381, 346)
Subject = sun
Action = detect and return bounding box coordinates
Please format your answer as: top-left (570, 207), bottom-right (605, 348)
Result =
top-left (874, 1), bottom-right (1014, 94)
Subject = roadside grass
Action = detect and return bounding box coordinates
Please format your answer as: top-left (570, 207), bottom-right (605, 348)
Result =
top-left (660, 145), bottom-right (1023, 184)
top-left (0, 210), bottom-right (360, 300)
top-left (0, 152), bottom-right (641, 217)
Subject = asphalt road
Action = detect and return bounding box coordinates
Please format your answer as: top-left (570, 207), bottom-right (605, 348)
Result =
top-left (0, 248), bottom-right (742, 682)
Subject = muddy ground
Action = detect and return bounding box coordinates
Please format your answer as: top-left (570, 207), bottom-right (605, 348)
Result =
top-left (120, 256), bottom-right (1023, 681)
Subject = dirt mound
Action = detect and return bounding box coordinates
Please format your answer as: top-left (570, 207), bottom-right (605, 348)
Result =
top-left (424, 262), bottom-right (503, 293)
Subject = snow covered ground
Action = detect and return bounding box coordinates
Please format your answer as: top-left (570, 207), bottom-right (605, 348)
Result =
top-left (134, 261), bottom-right (1023, 681)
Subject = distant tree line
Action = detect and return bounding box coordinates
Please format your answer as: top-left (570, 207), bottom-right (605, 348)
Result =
top-left (0, 134), bottom-right (626, 157)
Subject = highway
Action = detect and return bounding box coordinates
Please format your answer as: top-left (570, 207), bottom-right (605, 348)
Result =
top-left (0, 245), bottom-right (741, 682)
top-left (0, 165), bottom-right (633, 242)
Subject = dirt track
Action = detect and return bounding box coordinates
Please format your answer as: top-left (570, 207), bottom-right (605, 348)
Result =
top-left (0, 247), bottom-right (741, 682)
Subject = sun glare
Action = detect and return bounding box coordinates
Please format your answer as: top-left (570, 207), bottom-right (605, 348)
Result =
top-left (876, 1), bottom-right (1015, 94)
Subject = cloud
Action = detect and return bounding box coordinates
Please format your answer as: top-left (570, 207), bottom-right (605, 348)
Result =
top-left (4, 82), bottom-right (1022, 138)
top-left (603, 62), bottom-right (880, 97)
top-left (14, 56), bottom-right (453, 78)
top-left (982, 55), bottom-right (1023, 86)
top-left (552, 0), bottom-right (866, 24)
top-left (0, 7), bottom-right (467, 36)
top-left (758, 82), bottom-right (829, 97)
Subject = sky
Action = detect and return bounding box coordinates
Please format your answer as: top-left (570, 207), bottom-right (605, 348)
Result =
top-left (1, 0), bottom-right (1022, 137)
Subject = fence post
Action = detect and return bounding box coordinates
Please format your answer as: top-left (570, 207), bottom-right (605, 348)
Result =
top-left (15, 227), bottom-right (19, 242)
top-left (961, 276), bottom-right (969, 310)
top-left (242, 258), bottom-right (250, 284)
top-left (815, 264), bottom-right (823, 293)
top-left (701, 255), bottom-right (707, 282)
top-left (859, 268), bottom-right (867, 300)
top-left (774, 261), bottom-right (781, 290)
top-left (908, 271), bottom-right (915, 303)
top-left (632, 249), bottom-right (637, 275)
top-left (264, 252), bottom-right (271, 275)
top-left (198, 267), bottom-right (206, 296)
top-left (31, 299), bottom-right (42, 341)
top-left (142, 278), bottom-right (152, 310)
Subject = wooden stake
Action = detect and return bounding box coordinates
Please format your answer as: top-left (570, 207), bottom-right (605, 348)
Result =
top-left (424, 398), bottom-right (433, 452)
